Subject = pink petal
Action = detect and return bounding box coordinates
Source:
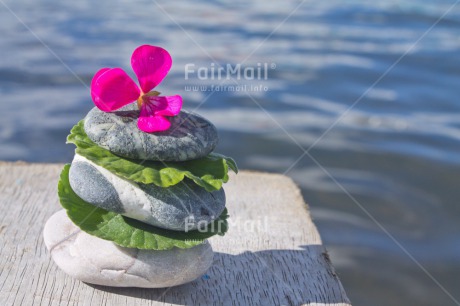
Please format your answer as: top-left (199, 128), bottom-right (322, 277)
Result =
top-left (138, 110), bottom-right (171, 133)
top-left (90, 68), bottom-right (110, 105)
top-left (131, 45), bottom-right (172, 93)
top-left (145, 95), bottom-right (183, 117)
top-left (91, 68), bottom-right (140, 112)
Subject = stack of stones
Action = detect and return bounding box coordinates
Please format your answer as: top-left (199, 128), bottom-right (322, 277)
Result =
top-left (43, 104), bottom-right (228, 288)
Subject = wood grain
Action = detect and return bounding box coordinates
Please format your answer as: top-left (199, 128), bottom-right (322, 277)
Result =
top-left (0, 162), bottom-right (350, 306)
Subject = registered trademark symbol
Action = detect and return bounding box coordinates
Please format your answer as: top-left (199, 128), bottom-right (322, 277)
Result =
top-left (271, 63), bottom-right (276, 69)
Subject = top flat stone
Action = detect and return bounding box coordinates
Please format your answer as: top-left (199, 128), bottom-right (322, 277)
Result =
top-left (84, 104), bottom-right (219, 161)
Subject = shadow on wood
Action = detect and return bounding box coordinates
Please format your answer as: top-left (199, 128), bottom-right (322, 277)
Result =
top-left (89, 246), bottom-right (350, 305)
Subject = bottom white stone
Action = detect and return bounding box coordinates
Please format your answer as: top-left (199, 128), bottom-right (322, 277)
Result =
top-left (43, 210), bottom-right (213, 288)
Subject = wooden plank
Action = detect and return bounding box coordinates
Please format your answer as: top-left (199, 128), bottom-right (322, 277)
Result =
top-left (0, 162), bottom-right (350, 306)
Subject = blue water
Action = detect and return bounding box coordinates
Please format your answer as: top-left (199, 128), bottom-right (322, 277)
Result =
top-left (1, 0), bottom-right (460, 305)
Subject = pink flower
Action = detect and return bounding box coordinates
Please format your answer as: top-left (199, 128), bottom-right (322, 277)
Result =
top-left (90, 45), bottom-right (183, 133)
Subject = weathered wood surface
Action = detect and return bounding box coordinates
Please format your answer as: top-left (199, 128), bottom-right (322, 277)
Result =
top-left (0, 162), bottom-right (350, 306)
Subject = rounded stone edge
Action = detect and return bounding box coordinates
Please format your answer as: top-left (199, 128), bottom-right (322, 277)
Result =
top-left (44, 210), bottom-right (214, 288)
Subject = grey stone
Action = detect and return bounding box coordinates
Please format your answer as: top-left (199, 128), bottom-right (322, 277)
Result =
top-left (44, 210), bottom-right (213, 288)
top-left (69, 154), bottom-right (226, 231)
top-left (69, 160), bottom-right (124, 214)
top-left (84, 104), bottom-right (219, 161)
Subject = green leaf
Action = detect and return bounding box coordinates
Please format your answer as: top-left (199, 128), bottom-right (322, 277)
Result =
top-left (58, 164), bottom-right (229, 250)
top-left (67, 120), bottom-right (238, 192)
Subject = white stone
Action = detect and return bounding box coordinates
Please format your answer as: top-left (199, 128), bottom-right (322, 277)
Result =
top-left (43, 210), bottom-right (214, 288)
